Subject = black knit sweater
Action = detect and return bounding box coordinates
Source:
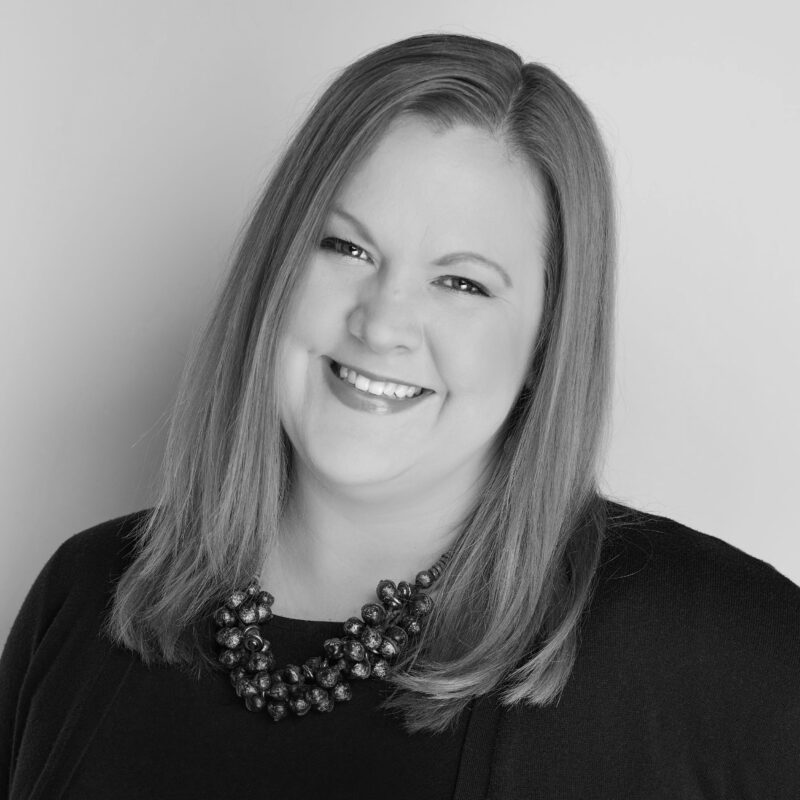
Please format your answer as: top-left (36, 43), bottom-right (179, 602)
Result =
top-left (2, 501), bottom-right (799, 799)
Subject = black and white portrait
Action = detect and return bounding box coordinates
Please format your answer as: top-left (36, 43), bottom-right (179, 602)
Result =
top-left (1, 3), bottom-right (798, 798)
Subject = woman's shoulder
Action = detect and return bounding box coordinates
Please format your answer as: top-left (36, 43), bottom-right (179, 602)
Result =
top-left (595, 498), bottom-right (800, 649)
top-left (44, 509), bottom-right (150, 594)
top-left (599, 498), bottom-right (798, 587)
top-left (9, 509), bottom-right (150, 645)
top-left (489, 502), bottom-right (800, 794)
top-left (487, 501), bottom-right (800, 795)
top-left (1, 511), bottom-right (149, 708)
top-left (0, 511), bottom-right (151, 797)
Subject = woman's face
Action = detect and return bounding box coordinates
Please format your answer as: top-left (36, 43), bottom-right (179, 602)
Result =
top-left (278, 116), bottom-right (548, 496)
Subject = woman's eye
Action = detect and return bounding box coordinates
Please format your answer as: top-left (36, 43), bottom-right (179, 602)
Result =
top-left (320, 238), bottom-right (488, 297)
top-left (320, 236), bottom-right (370, 263)
top-left (437, 276), bottom-right (490, 297)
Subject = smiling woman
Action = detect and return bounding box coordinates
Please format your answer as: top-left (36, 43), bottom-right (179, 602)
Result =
top-left (2, 32), bottom-right (799, 800)
top-left (276, 117), bottom-right (546, 508)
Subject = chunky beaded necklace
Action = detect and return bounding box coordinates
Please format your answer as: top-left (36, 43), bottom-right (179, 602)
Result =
top-left (213, 550), bottom-right (452, 721)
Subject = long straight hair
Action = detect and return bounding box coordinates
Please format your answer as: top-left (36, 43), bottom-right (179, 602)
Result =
top-left (105, 33), bottom-right (616, 734)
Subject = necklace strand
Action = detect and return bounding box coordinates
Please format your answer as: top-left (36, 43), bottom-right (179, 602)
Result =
top-left (213, 550), bottom-right (453, 721)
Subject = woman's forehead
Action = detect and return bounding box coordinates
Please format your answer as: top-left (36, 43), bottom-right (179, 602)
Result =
top-left (329, 117), bottom-right (547, 257)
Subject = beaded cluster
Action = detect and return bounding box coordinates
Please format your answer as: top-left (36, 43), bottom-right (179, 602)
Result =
top-left (213, 550), bottom-right (452, 721)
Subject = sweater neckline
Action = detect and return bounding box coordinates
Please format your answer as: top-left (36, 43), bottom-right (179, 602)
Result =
top-left (266, 613), bottom-right (347, 632)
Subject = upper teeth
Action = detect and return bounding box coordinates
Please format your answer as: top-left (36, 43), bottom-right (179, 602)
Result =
top-left (337, 364), bottom-right (423, 399)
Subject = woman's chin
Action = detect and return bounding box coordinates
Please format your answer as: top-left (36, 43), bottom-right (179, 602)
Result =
top-left (304, 449), bottom-right (411, 489)
top-left (287, 431), bottom-right (420, 490)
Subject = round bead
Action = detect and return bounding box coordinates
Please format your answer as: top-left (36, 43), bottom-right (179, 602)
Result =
top-left (307, 686), bottom-right (328, 707)
top-left (361, 603), bottom-right (386, 626)
top-left (379, 637), bottom-right (400, 659)
top-left (238, 679), bottom-right (259, 698)
top-left (316, 667), bottom-right (338, 689)
top-left (226, 590), bottom-right (247, 609)
top-left (229, 666), bottom-right (247, 687)
top-left (343, 617), bottom-right (365, 637)
top-left (246, 652), bottom-right (274, 672)
top-left (410, 592), bottom-right (433, 616)
top-left (216, 626), bottom-right (243, 649)
top-left (349, 660), bottom-right (371, 680)
top-left (331, 657), bottom-right (348, 672)
top-left (323, 638), bottom-right (344, 659)
top-left (256, 590), bottom-right (275, 606)
top-left (237, 602), bottom-right (258, 625)
top-left (397, 581), bottom-right (413, 601)
top-left (400, 616), bottom-right (422, 636)
top-left (266, 700), bottom-right (289, 722)
top-left (371, 658), bottom-right (390, 679)
top-left (332, 681), bottom-right (353, 702)
top-left (283, 664), bottom-right (302, 684)
top-left (245, 694), bottom-right (266, 712)
top-left (343, 640), bottom-right (366, 662)
top-left (245, 580), bottom-right (260, 598)
top-left (315, 693), bottom-right (334, 713)
top-left (415, 570), bottom-right (433, 589)
top-left (289, 696), bottom-right (311, 716)
top-left (256, 603), bottom-right (272, 623)
top-left (385, 625), bottom-right (409, 649)
top-left (267, 681), bottom-right (289, 701)
top-left (253, 671), bottom-right (272, 692)
top-left (218, 648), bottom-right (242, 667)
top-left (429, 565), bottom-right (442, 580)
top-left (360, 626), bottom-right (382, 652)
top-left (214, 606), bottom-right (236, 627)
top-left (376, 579), bottom-right (397, 603)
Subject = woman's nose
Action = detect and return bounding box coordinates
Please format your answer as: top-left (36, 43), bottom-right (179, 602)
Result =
top-left (346, 277), bottom-right (423, 354)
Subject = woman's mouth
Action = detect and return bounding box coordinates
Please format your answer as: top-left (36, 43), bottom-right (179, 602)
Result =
top-left (329, 359), bottom-right (427, 400)
top-left (323, 358), bottom-right (433, 415)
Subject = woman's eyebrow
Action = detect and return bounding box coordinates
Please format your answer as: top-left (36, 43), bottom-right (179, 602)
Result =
top-left (329, 206), bottom-right (513, 288)
top-left (330, 207), bottom-right (379, 250)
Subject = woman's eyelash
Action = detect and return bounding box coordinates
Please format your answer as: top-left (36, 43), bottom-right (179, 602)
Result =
top-left (320, 236), bottom-right (370, 262)
top-left (320, 235), bottom-right (490, 297)
top-left (436, 276), bottom-right (490, 297)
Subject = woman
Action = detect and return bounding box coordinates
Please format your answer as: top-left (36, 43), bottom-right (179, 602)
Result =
top-left (1, 33), bottom-right (798, 800)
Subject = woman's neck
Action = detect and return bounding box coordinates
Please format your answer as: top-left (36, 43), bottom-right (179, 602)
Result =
top-left (259, 461), bottom-right (483, 622)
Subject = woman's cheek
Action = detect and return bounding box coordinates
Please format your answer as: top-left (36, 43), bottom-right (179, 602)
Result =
top-left (293, 276), bottom-right (347, 345)
top-left (446, 317), bottom-right (525, 402)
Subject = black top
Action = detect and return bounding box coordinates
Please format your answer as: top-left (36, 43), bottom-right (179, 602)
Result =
top-left (71, 613), bottom-right (469, 799)
top-left (2, 501), bottom-right (800, 799)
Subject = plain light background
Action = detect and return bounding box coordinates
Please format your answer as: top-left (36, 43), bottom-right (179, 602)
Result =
top-left (1, 0), bottom-right (798, 645)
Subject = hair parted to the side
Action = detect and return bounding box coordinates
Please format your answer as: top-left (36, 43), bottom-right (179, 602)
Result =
top-left (104, 33), bottom-right (616, 734)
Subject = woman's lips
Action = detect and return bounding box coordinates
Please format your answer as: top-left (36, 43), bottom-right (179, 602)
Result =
top-left (328, 357), bottom-right (431, 395)
top-left (323, 358), bottom-right (432, 415)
